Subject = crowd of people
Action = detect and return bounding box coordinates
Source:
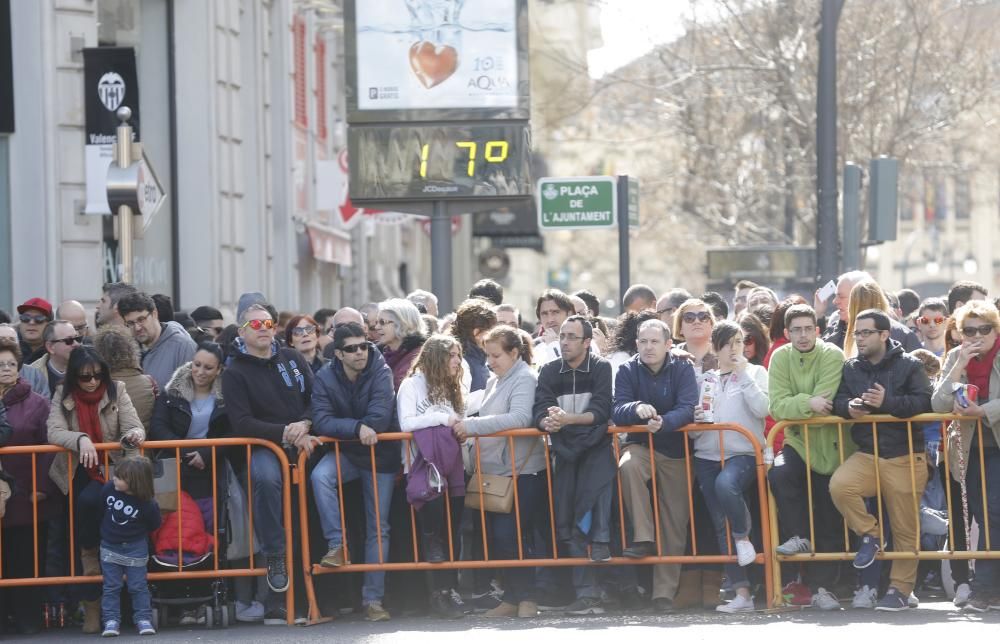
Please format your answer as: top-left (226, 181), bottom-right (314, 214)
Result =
top-left (0, 273), bottom-right (998, 635)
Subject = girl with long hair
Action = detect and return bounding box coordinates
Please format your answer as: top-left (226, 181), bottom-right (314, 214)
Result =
top-left (396, 334), bottom-right (466, 618)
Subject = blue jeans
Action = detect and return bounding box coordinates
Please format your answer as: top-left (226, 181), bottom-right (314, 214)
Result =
top-left (485, 471), bottom-right (548, 604)
top-left (250, 447), bottom-right (285, 556)
top-left (693, 455), bottom-right (756, 590)
top-left (560, 485), bottom-right (612, 600)
top-left (101, 539), bottom-right (152, 624)
top-left (966, 446), bottom-right (1000, 593)
top-left (311, 452), bottom-right (394, 604)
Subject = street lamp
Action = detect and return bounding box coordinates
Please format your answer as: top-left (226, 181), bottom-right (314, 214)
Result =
top-left (963, 254), bottom-right (978, 275)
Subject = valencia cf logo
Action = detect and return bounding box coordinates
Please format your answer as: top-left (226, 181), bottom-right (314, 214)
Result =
top-left (98, 72), bottom-right (126, 112)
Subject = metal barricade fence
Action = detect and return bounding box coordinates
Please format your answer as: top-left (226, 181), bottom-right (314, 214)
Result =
top-left (297, 423), bottom-right (774, 623)
top-left (0, 438), bottom-right (296, 626)
top-left (766, 413), bottom-right (987, 608)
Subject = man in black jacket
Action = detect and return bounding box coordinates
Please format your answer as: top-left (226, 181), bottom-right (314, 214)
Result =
top-left (829, 309), bottom-right (932, 612)
top-left (533, 316), bottom-right (614, 616)
top-left (310, 322), bottom-right (397, 622)
top-left (222, 303), bottom-right (316, 596)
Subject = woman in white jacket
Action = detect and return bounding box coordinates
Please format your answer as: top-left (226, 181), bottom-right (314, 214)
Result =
top-left (454, 326), bottom-right (543, 618)
top-left (691, 320), bottom-right (769, 613)
top-left (396, 334), bottom-right (466, 618)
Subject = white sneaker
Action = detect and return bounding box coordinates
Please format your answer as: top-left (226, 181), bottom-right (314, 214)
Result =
top-left (235, 600), bottom-right (266, 623)
top-left (908, 592), bottom-right (919, 608)
top-left (954, 583), bottom-right (972, 607)
top-left (811, 587), bottom-right (841, 611)
top-left (735, 540), bottom-right (757, 567)
top-left (852, 585), bottom-right (877, 609)
top-left (776, 536), bottom-right (812, 555)
top-left (716, 594), bottom-right (755, 613)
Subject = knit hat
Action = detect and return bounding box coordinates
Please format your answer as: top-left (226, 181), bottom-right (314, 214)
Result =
top-left (236, 292), bottom-right (267, 323)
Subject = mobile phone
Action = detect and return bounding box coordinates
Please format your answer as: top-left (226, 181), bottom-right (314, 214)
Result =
top-left (817, 279), bottom-right (837, 302)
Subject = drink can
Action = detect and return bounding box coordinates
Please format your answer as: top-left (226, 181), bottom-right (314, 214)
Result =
top-left (698, 372), bottom-right (718, 423)
top-left (954, 383), bottom-right (980, 408)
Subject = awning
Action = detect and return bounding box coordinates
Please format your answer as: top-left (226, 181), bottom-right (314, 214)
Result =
top-left (306, 221), bottom-right (352, 266)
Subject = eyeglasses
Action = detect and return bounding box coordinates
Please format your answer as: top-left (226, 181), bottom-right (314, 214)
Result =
top-left (962, 324), bottom-right (995, 337)
top-left (52, 336), bottom-right (82, 347)
top-left (337, 342), bottom-right (369, 354)
top-left (918, 315), bottom-right (946, 326)
top-left (787, 326), bottom-right (816, 336)
top-left (375, 319), bottom-right (395, 327)
top-left (0, 361), bottom-right (18, 370)
top-left (852, 329), bottom-right (883, 339)
top-left (124, 313), bottom-right (151, 329)
top-left (78, 372), bottom-right (104, 383)
top-left (241, 318), bottom-right (275, 331)
top-left (72, 323), bottom-right (89, 334)
top-left (291, 324), bottom-right (317, 337)
top-left (19, 313), bottom-right (48, 324)
top-left (682, 311), bottom-right (712, 323)
top-left (559, 333), bottom-right (584, 342)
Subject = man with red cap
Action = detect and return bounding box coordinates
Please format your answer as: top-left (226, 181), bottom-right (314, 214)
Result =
top-left (16, 297), bottom-right (53, 362)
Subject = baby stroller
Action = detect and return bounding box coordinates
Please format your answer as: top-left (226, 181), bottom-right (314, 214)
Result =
top-left (147, 458), bottom-right (238, 630)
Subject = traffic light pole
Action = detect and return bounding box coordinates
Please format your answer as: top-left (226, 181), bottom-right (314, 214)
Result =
top-left (617, 175), bottom-right (631, 315)
top-left (115, 107), bottom-right (135, 283)
top-left (816, 0), bottom-right (845, 286)
top-left (430, 200), bottom-right (453, 314)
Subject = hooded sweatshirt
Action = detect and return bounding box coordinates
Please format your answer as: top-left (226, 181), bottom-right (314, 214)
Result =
top-left (142, 320), bottom-right (197, 390)
top-left (461, 359), bottom-right (544, 477)
top-left (768, 339), bottom-right (853, 475)
top-left (221, 339), bottom-right (313, 445)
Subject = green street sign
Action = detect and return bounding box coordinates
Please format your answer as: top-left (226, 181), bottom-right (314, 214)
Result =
top-left (537, 176), bottom-right (616, 230)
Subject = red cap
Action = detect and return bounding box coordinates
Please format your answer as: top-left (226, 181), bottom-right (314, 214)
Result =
top-left (17, 297), bottom-right (53, 318)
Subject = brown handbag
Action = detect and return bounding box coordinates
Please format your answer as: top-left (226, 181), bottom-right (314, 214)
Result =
top-left (465, 439), bottom-right (538, 514)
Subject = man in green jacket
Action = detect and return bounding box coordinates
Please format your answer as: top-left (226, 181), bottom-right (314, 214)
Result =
top-left (767, 304), bottom-right (852, 609)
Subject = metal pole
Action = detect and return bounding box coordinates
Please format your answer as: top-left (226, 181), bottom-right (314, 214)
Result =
top-left (816, 0), bottom-right (844, 286)
top-left (430, 200), bottom-right (453, 314)
top-left (617, 175), bottom-right (630, 314)
top-left (116, 106), bottom-right (135, 284)
top-left (842, 163), bottom-right (861, 271)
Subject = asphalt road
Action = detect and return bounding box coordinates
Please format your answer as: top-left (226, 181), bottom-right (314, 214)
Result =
top-left (8, 600), bottom-right (1000, 643)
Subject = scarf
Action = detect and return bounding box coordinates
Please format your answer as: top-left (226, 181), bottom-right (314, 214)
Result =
top-left (966, 336), bottom-right (1000, 402)
top-left (72, 384), bottom-right (108, 482)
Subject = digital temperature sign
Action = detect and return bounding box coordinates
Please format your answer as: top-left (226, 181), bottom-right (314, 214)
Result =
top-left (348, 122), bottom-right (531, 202)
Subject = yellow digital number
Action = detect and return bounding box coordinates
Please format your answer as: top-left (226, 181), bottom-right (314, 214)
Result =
top-left (485, 141), bottom-right (509, 163)
top-left (455, 141), bottom-right (477, 176)
top-left (419, 143), bottom-right (429, 178)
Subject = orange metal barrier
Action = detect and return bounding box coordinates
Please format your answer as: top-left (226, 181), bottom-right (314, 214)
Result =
top-left (297, 424), bottom-right (774, 623)
top-left (766, 413), bottom-right (985, 608)
top-left (0, 438), bottom-right (296, 625)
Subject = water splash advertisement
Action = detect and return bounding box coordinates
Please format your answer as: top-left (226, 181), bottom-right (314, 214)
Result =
top-left (356, 0), bottom-right (519, 110)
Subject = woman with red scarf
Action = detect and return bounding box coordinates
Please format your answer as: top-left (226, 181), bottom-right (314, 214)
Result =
top-left (932, 299), bottom-right (1000, 613)
top-left (47, 346), bottom-right (145, 634)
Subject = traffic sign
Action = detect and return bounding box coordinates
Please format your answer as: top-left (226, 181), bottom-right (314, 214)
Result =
top-left (537, 176), bottom-right (616, 230)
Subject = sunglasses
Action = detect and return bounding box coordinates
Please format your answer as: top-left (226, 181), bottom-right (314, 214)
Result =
top-left (52, 336), bottom-right (82, 347)
top-left (682, 311), bottom-right (712, 323)
top-left (19, 313), bottom-right (48, 324)
top-left (337, 342), bottom-right (369, 354)
top-left (918, 315), bottom-right (945, 326)
top-left (241, 318), bottom-right (275, 331)
top-left (962, 324), bottom-right (995, 337)
top-left (291, 324), bottom-right (317, 337)
top-left (78, 372), bottom-right (104, 383)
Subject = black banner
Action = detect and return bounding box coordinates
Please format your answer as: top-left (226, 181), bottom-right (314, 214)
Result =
top-left (0, 0), bottom-right (13, 133)
top-left (472, 204), bottom-right (539, 237)
top-left (83, 47), bottom-right (140, 143)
